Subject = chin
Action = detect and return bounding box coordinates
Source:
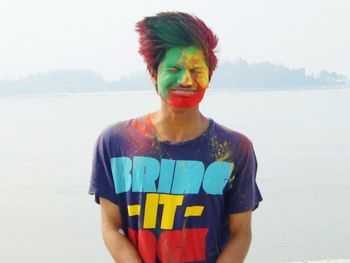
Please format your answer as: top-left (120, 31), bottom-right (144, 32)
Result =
top-left (168, 89), bottom-right (206, 108)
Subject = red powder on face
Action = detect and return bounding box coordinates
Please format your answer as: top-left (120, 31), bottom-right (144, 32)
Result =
top-left (167, 88), bottom-right (206, 108)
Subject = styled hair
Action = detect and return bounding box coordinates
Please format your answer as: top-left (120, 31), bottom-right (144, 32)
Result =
top-left (136, 12), bottom-right (219, 80)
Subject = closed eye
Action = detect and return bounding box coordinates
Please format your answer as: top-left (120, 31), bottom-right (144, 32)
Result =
top-left (167, 66), bottom-right (181, 72)
top-left (190, 69), bottom-right (203, 75)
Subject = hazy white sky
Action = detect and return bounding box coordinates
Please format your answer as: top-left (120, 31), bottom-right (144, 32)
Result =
top-left (1, 0), bottom-right (349, 80)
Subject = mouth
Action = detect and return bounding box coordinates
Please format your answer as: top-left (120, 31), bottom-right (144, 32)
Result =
top-left (170, 87), bottom-right (198, 96)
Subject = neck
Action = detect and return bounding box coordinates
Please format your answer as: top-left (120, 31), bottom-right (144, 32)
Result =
top-left (150, 102), bottom-right (209, 143)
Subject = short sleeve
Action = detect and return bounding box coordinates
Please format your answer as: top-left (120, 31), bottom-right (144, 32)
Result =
top-left (88, 127), bottom-right (119, 205)
top-left (227, 140), bottom-right (262, 213)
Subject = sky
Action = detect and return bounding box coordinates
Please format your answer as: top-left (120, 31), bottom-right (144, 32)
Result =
top-left (1, 0), bottom-right (349, 81)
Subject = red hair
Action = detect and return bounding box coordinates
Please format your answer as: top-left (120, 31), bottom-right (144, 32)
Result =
top-left (136, 12), bottom-right (219, 80)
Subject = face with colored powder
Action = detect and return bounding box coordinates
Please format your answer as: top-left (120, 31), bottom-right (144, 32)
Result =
top-left (155, 46), bottom-right (209, 108)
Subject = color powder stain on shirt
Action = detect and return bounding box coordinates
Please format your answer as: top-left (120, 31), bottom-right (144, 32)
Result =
top-left (209, 136), bottom-right (233, 162)
top-left (123, 117), bottom-right (160, 155)
top-left (90, 115), bottom-right (262, 263)
top-left (228, 175), bottom-right (236, 189)
top-left (135, 116), bottom-right (154, 138)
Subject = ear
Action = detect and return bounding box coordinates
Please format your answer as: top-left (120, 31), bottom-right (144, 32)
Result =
top-left (151, 75), bottom-right (157, 86)
top-left (151, 74), bottom-right (158, 93)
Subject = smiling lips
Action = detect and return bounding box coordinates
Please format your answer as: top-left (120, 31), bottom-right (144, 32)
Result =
top-left (170, 86), bottom-right (198, 96)
top-left (168, 86), bottom-right (206, 108)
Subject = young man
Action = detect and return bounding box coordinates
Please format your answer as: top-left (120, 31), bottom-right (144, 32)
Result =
top-left (89, 12), bottom-right (262, 263)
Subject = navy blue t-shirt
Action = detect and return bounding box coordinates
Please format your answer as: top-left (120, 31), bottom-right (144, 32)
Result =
top-left (89, 114), bottom-right (262, 263)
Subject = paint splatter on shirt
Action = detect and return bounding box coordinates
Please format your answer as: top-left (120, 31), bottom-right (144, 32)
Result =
top-left (89, 114), bottom-right (262, 263)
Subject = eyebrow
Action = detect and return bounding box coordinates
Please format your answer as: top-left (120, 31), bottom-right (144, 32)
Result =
top-left (191, 66), bottom-right (206, 70)
top-left (163, 64), bottom-right (206, 71)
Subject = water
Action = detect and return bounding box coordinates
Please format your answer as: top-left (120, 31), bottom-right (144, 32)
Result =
top-left (0, 88), bottom-right (349, 263)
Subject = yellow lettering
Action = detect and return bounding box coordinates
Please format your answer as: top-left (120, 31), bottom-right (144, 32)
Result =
top-left (159, 194), bottom-right (184, 229)
top-left (127, 205), bottom-right (141, 216)
top-left (184, 206), bottom-right (204, 217)
top-left (143, 193), bottom-right (160, 228)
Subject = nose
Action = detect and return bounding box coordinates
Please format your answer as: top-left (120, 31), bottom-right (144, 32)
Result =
top-left (178, 69), bottom-right (193, 87)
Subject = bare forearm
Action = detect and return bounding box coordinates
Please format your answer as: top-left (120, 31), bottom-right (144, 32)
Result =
top-left (216, 232), bottom-right (252, 263)
top-left (102, 228), bottom-right (142, 263)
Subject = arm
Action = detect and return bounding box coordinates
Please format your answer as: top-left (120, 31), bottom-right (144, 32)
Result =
top-left (99, 197), bottom-right (143, 263)
top-left (216, 211), bottom-right (252, 263)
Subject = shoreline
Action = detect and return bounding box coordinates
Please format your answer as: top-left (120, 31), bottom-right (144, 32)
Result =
top-left (286, 259), bottom-right (350, 263)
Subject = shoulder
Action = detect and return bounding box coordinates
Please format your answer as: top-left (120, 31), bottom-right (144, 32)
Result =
top-left (211, 119), bottom-right (253, 149)
top-left (96, 114), bottom-right (153, 149)
top-left (98, 115), bottom-right (147, 140)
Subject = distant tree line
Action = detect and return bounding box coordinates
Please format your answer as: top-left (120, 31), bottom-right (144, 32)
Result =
top-left (0, 59), bottom-right (347, 96)
top-left (210, 59), bottom-right (347, 89)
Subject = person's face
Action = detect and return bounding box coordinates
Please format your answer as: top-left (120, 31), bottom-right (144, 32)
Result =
top-left (155, 46), bottom-right (209, 108)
